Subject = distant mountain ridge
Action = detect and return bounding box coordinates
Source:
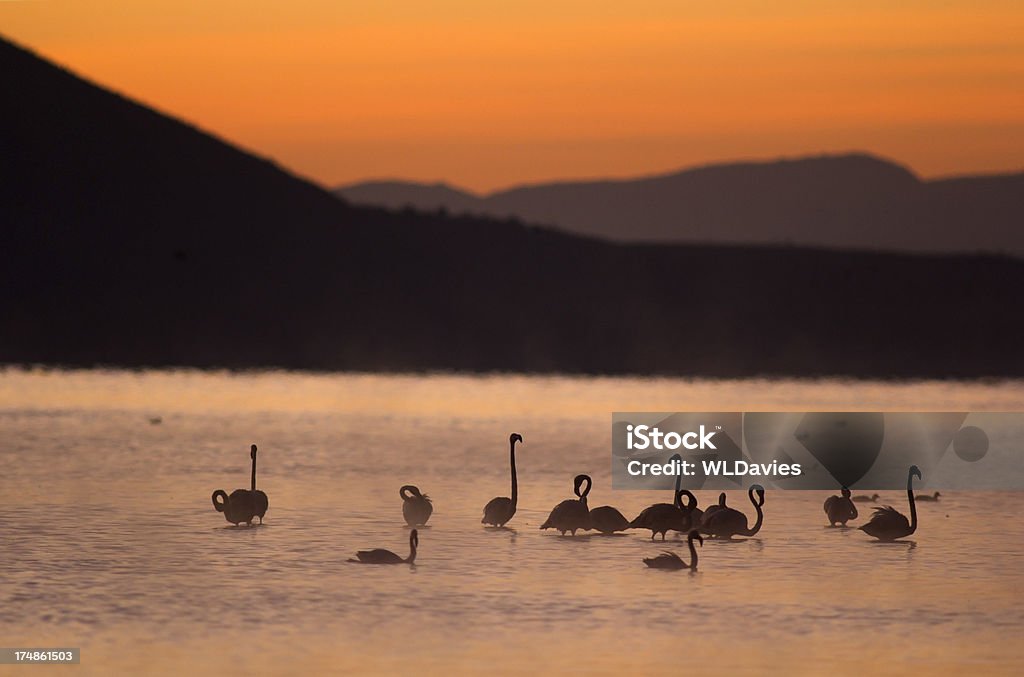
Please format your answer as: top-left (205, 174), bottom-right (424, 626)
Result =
top-left (3, 33), bottom-right (1024, 378)
top-left (337, 155), bottom-right (1024, 256)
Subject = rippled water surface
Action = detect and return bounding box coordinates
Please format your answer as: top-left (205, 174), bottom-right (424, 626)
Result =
top-left (1, 370), bottom-right (1023, 675)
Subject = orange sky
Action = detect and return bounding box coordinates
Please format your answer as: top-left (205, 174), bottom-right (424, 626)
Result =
top-left (3, 1), bottom-right (1023, 192)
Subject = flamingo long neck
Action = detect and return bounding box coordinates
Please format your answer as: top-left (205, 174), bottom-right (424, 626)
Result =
top-left (674, 464), bottom-right (682, 495)
top-left (509, 439), bottom-right (518, 509)
top-left (579, 477), bottom-right (591, 506)
top-left (687, 534), bottom-right (699, 569)
top-left (251, 453), bottom-right (257, 492)
top-left (683, 491), bottom-right (696, 512)
top-left (743, 490), bottom-right (764, 536)
top-left (407, 535), bottom-right (418, 563)
top-left (212, 490), bottom-right (228, 512)
top-left (907, 471), bottom-right (918, 534)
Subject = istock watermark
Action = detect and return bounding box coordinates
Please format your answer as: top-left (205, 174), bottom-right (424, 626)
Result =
top-left (625, 424), bottom-right (719, 451)
top-left (612, 412), bottom-right (1023, 490)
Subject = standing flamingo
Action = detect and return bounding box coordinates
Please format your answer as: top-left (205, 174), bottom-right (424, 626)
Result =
top-left (541, 474), bottom-right (593, 535)
top-left (702, 485), bottom-right (765, 539)
top-left (400, 485), bottom-right (433, 526)
top-left (823, 487), bottom-right (857, 526)
top-left (860, 466), bottom-right (921, 541)
top-left (630, 490), bottom-right (698, 541)
top-left (482, 433), bottom-right (522, 527)
top-left (211, 445), bottom-right (262, 526)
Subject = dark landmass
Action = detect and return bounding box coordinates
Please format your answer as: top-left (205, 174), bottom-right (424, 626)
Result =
top-left (338, 156), bottom-right (1024, 257)
top-left (3, 34), bottom-right (1023, 378)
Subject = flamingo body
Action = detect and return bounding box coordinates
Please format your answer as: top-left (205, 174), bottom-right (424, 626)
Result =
top-left (860, 507), bottom-right (913, 540)
top-left (482, 497), bottom-right (515, 527)
top-left (630, 490), bottom-right (696, 541)
top-left (590, 506), bottom-right (630, 534)
top-left (211, 488), bottom-right (257, 525)
top-left (541, 499), bottom-right (591, 535)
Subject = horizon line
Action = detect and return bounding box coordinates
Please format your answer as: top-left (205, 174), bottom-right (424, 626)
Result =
top-left (336, 151), bottom-right (1024, 197)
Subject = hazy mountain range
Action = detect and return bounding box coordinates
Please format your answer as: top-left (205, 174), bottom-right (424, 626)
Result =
top-left (3, 34), bottom-right (1022, 378)
top-left (338, 156), bottom-right (1023, 256)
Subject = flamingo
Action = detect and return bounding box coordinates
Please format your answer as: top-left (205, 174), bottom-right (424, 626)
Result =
top-left (482, 433), bottom-right (522, 527)
top-left (400, 485), bottom-right (433, 526)
top-left (823, 487), bottom-right (858, 526)
top-left (860, 466), bottom-right (921, 541)
top-left (630, 489), bottom-right (697, 541)
top-left (211, 445), bottom-right (262, 526)
top-left (643, 531), bottom-right (703, 570)
top-left (349, 530), bottom-right (419, 564)
top-left (702, 485), bottom-right (765, 539)
top-left (541, 474), bottom-right (593, 535)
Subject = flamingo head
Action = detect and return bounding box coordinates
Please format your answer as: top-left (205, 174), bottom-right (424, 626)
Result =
top-left (910, 465), bottom-right (922, 481)
top-left (573, 474), bottom-right (592, 499)
top-left (250, 444), bottom-right (258, 459)
top-left (510, 433), bottom-right (523, 445)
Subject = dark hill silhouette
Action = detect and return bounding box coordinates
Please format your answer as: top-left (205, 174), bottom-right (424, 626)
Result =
top-left (338, 155), bottom-right (1024, 256)
top-left (2, 34), bottom-right (1023, 378)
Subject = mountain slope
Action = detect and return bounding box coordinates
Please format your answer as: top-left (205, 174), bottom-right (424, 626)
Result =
top-left (337, 155), bottom-right (1024, 256)
top-left (3, 34), bottom-right (1023, 378)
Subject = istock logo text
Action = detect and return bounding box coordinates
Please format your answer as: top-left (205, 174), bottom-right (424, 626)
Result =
top-left (625, 424), bottom-right (717, 450)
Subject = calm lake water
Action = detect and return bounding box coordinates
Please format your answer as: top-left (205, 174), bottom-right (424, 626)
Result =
top-left (1, 369), bottom-right (1023, 675)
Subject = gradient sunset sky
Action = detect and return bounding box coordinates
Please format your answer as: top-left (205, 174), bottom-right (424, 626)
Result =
top-left (3, 0), bottom-right (1022, 192)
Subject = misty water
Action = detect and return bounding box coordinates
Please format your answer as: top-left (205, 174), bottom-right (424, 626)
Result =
top-left (1, 369), bottom-right (1023, 674)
